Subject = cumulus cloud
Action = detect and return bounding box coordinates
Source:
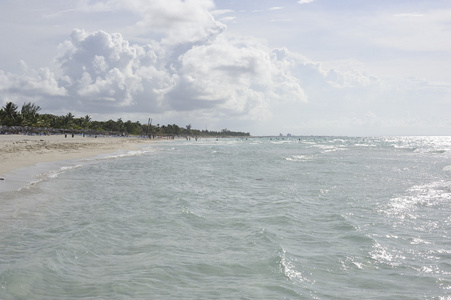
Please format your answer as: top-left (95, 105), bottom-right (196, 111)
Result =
top-left (1, 26), bottom-right (328, 119)
top-left (0, 20), bottom-right (385, 124)
top-left (0, 0), bottom-right (394, 129)
top-left (211, 9), bottom-right (236, 23)
top-left (0, 62), bottom-right (66, 98)
top-left (78, 0), bottom-right (225, 45)
top-left (165, 37), bottom-right (308, 117)
top-left (53, 29), bottom-right (171, 112)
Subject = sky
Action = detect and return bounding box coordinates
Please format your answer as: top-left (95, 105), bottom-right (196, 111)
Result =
top-left (0, 0), bottom-right (450, 136)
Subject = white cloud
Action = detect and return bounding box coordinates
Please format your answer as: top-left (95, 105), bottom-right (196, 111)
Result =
top-left (52, 28), bottom-right (173, 113)
top-left (218, 16), bottom-right (236, 23)
top-left (48, 26), bottom-right (387, 124)
top-left (0, 28), bottom-right (315, 120)
top-left (164, 37), bottom-right (307, 119)
top-left (76, 0), bottom-right (225, 45)
top-left (2, 21), bottom-right (428, 133)
top-left (298, 0), bottom-right (316, 4)
top-left (0, 62), bottom-right (66, 98)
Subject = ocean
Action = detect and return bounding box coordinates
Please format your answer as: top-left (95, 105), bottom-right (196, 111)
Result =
top-left (0, 136), bottom-right (450, 299)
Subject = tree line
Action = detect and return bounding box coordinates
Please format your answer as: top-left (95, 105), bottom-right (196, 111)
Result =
top-left (0, 101), bottom-right (250, 137)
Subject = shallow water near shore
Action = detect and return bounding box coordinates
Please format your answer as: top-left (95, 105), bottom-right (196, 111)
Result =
top-left (1, 136), bottom-right (450, 299)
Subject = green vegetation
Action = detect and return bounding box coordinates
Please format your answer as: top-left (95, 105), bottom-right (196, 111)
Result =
top-left (0, 101), bottom-right (250, 137)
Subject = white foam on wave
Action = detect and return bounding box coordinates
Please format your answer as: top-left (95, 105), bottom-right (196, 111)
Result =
top-left (313, 144), bottom-right (347, 153)
top-left (271, 140), bottom-right (292, 144)
top-left (340, 256), bottom-right (365, 270)
top-left (380, 180), bottom-right (451, 237)
top-left (384, 180), bottom-right (451, 218)
top-left (370, 241), bottom-right (402, 266)
top-left (0, 158), bottom-right (89, 193)
top-left (278, 248), bottom-right (310, 283)
top-left (332, 138), bottom-right (346, 143)
top-left (1, 146), bottom-right (155, 194)
top-left (285, 155), bottom-right (314, 162)
top-left (390, 136), bottom-right (451, 154)
top-left (393, 144), bottom-right (416, 151)
top-left (413, 148), bottom-right (448, 154)
top-left (100, 149), bottom-right (153, 160)
top-left (17, 164), bottom-right (84, 191)
top-left (410, 237), bottom-right (431, 245)
top-left (46, 165), bottom-right (83, 179)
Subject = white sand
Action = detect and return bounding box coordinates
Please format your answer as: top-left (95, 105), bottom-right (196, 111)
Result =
top-left (0, 134), bottom-right (153, 178)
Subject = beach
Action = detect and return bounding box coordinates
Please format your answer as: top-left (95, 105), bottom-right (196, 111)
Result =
top-left (0, 134), bottom-right (152, 178)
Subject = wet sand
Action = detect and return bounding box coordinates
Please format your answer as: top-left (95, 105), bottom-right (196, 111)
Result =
top-left (0, 134), bottom-right (152, 178)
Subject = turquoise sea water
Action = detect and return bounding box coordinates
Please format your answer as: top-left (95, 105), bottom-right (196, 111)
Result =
top-left (1, 136), bottom-right (450, 299)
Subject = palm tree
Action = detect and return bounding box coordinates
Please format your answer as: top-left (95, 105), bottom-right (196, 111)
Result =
top-left (21, 102), bottom-right (41, 126)
top-left (0, 107), bottom-right (4, 124)
top-left (65, 112), bottom-right (75, 127)
top-left (1, 102), bottom-right (20, 126)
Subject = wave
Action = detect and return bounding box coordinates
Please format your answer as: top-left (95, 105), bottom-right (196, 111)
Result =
top-left (96, 148), bottom-right (154, 160)
top-left (413, 148), bottom-right (449, 154)
top-left (279, 251), bottom-right (303, 281)
top-left (387, 136), bottom-right (451, 155)
top-left (384, 180), bottom-right (451, 221)
top-left (312, 144), bottom-right (348, 153)
top-left (277, 247), bottom-right (311, 284)
top-left (285, 155), bottom-right (315, 162)
top-left (2, 147), bottom-right (155, 194)
top-left (15, 164), bottom-right (85, 192)
top-left (271, 140), bottom-right (293, 144)
top-left (370, 241), bottom-right (400, 267)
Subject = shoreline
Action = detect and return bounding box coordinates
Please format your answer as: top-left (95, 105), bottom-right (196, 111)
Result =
top-left (0, 134), bottom-right (154, 180)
